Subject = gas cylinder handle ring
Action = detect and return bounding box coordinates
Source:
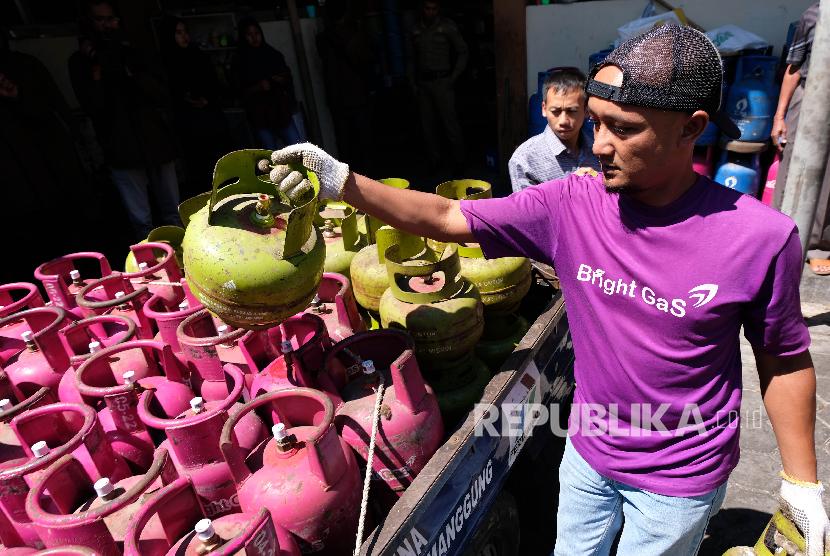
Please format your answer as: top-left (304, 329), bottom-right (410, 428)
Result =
top-left (24, 448), bottom-right (172, 526)
top-left (75, 339), bottom-right (166, 398)
top-left (0, 305), bottom-right (70, 340)
top-left (123, 242), bottom-right (180, 282)
top-left (219, 387), bottom-right (335, 450)
top-left (177, 308), bottom-right (247, 348)
top-left (75, 273), bottom-right (149, 310)
top-left (0, 282), bottom-right (44, 317)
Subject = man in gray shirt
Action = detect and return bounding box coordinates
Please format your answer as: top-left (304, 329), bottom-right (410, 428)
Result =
top-left (509, 68), bottom-right (601, 192)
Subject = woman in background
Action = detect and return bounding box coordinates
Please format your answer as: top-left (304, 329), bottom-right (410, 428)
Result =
top-left (161, 16), bottom-right (230, 198)
top-left (232, 16), bottom-right (302, 150)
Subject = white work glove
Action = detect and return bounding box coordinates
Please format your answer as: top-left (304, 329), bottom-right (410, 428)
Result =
top-left (779, 471), bottom-right (830, 556)
top-left (269, 142), bottom-right (350, 201)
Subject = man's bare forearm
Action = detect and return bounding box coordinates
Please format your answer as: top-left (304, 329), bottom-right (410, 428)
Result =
top-left (775, 65), bottom-right (802, 119)
top-left (341, 173), bottom-right (475, 243)
top-left (755, 348), bottom-right (817, 482)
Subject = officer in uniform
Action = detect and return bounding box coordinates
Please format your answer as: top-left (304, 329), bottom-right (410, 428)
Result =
top-left (407, 0), bottom-right (468, 173)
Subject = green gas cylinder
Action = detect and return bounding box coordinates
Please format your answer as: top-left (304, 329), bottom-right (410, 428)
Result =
top-left (430, 180), bottom-right (532, 315)
top-left (124, 226), bottom-right (186, 272)
top-left (318, 201), bottom-right (362, 280)
top-left (349, 227), bottom-right (424, 319)
top-left (181, 149), bottom-right (324, 330)
top-left (475, 313), bottom-right (530, 372)
top-left (378, 244), bottom-right (484, 369)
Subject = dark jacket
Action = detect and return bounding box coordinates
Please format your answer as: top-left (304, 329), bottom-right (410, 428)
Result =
top-left (68, 37), bottom-right (177, 169)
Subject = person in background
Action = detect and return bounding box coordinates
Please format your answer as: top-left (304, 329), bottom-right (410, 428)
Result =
top-left (161, 16), bottom-right (230, 199)
top-left (317, 0), bottom-right (376, 175)
top-left (232, 17), bottom-right (301, 150)
top-left (68, 0), bottom-right (181, 241)
top-left (407, 0), bottom-right (468, 174)
top-left (0, 33), bottom-right (91, 280)
top-left (509, 68), bottom-right (601, 193)
top-left (771, 1), bottom-right (830, 274)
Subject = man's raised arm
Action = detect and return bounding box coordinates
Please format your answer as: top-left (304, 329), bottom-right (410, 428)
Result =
top-left (269, 143), bottom-right (474, 243)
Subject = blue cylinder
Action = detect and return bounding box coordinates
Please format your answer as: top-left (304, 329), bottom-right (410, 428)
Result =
top-left (589, 47), bottom-right (613, 71)
top-left (714, 150), bottom-right (762, 197)
top-left (527, 70), bottom-right (551, 137)
top-left (528, 92), bottom-right (547, 137)
top-left (725, 55), bottom-right (779, 142)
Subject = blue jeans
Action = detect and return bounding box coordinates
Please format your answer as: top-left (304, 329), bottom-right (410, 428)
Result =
top-left (554, 438), bottom-right (726, 556)
top-left (111, 161), bottom-right (181, 240)
top-left (255, 117), bottom-right (303, 151)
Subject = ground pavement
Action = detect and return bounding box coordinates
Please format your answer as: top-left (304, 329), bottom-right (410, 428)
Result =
top-left (700, 266), bottom-right (830, 555)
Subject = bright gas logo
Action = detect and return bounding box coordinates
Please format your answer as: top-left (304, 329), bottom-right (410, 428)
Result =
top-left (688, 284), bottom-right (718, 308)
top-left (576, 264), bottom-right (719, 319)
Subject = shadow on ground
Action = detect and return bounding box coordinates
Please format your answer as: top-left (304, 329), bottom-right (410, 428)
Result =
top-left (699, 508), bottom-right (771, 556)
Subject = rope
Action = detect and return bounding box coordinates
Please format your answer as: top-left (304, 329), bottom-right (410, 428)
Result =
top-left (129, 279), bottom-right (185, 288)
top-left (353, 372), bottom-right (386, 556)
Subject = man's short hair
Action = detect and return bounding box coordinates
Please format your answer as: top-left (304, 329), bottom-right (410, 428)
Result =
top-left (542, 67), bottom-right (587, 101)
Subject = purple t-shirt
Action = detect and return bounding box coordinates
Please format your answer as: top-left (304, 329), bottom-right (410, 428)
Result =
top-left (461, 173), bottom-right (810, 497)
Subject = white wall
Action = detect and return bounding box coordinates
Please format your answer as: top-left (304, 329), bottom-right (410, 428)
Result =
top-left (526, 0), bottom-right (815, 97)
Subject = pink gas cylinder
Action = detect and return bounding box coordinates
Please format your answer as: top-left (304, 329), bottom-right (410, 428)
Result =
top-left (326, 330), bottom-right (443, 507)
top-left (762, 152), bottom-right (780, 206)
top-left (239, 314), bottom-right (335, 399)
top-left (0, 387), bottom-right (55, 464)
top-left (24, 447), bottom-right (178, 555)
top-left (692, 145), bottom-right (714, 179)
top-left (34, 253), bottom-right (112, 318)
top-left (304, 273), bottom-right (366, 342)
top-left (75, 273), bottom-right (155, 339)
top-left (74, 340), bottom-right (193, 473)
top-left (0, 307), bottom-right (76, 401)
top-left (220, 388), bottom-right (362, 555)
top-left (176, 310), bottom-right (250, 402)
top-left (0, 402), bottom-right (130, 548)
top-left (4, 547), bottom-right (104, 556)
top-left (137, 365), bottom-right (266, 519)
top-left (57, 315), bottom-right (141, 405)
top-left (123, 243), bottom-right (184, 306)
top-left (0, 283), bottom-right (45, 364)
top-left (123, 476), bottom-right (301, 556)
top-left (143, 287), bottom-right (202, 356)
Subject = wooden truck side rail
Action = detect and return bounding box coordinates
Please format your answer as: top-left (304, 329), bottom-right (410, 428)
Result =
top-left (361, 292), bottom-right (575, 556)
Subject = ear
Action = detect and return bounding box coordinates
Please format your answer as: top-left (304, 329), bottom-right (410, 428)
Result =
top-left (540, 99), bottom-right (547, 118)
top-left (681, 111), bottom-right (709, 145)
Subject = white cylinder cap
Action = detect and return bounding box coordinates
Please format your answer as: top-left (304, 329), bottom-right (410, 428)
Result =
top-left (88, 341), bottom-right (101, 354)
top-left (272, 423), bottom-right (288, 441)
top-left (122, 370), bottom-right (136, 386)
top-left (32, 441), bottom-right (49, 458)
top-left (362, 360), bottom-right (376, 374)
top-left (114, 291), bottom-right (125, 299)
top-left (190, 397), bottom-right (205, 413)
top-left (217, 324), bottom-right (229, 334)
top-left (195, 518), bottom-right (215, 541)
top-left (138, 262), bottom-right (149, 271)
top-left (178, 300), bottom-right (190, 311)
top-left (94, 477), bottom-right (114, 498)
top-left (281, 340), bottom-right (293, 353)
top-left (69, 269), bottom-right (81, 280)
top-left (0, 399), bottom-right (11, 411)
top-left (21, 331), bottom-right (34, 343)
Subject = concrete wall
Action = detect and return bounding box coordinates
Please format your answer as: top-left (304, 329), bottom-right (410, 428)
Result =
top-left (526, 0), bottom-right (816, 98)
top-left (261, 19), bottom-right (338, 154)
top-left (11, 35), bottom-right (80, 107)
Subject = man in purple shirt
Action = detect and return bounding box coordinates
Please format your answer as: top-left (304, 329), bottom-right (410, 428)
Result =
top-left (271, 25), bottom-right (828, 556)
